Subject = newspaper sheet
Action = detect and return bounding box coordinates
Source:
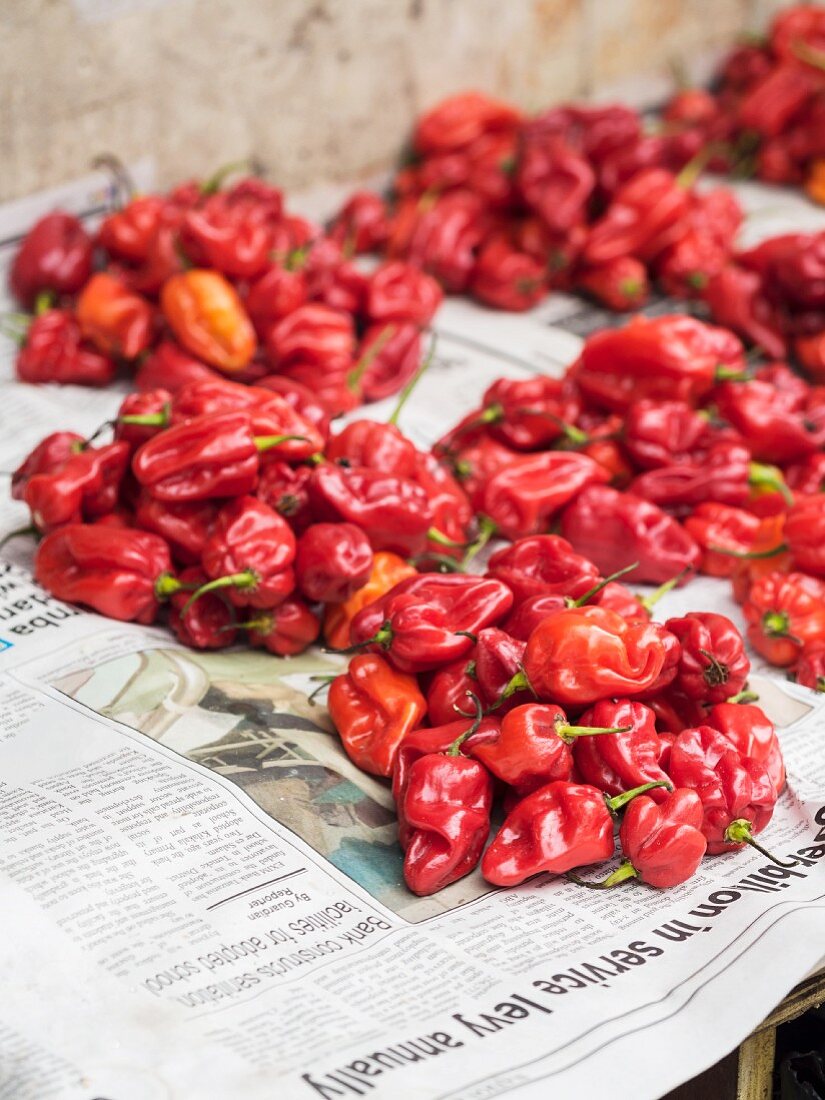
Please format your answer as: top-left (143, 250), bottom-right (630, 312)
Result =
top-left (1, 173), bottom-right (825, 1100)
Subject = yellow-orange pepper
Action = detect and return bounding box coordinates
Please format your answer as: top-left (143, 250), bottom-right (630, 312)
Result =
top-left (805, 159), bottom-right (825, 206)
top-left (323, 551), bottom-right (416, 649)
top-left (160, 269), bottom-right (256, 372)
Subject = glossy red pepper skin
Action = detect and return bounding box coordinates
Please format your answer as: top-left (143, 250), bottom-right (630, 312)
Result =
top-left (785, 495), bottom-right (825, 576)
top-left (330, 191), bottom-right (390, 254)
top-left (618, 789), bottom-right (707, 888)
top-left (474, 375), bottom-right (582, 452)
top-left (573, 314), bottom-right (744, 413)
top-left (255, 461), bottom-right (314, 532)
top-left (180, 191), bottom-right (278, 280)
top-left (704, 702), bottom-right (785, 797)
top-left (575, 699), bottom-right (671, 803)
top-left (425, 657), bottom-right (482, 726)
top-left (76, 273), bottom-right (154, 360)
top-left (664, 612), bottom-right (750, 705)
top-left (487, 534), bottom-right (599, 604)
top-left (473, 628), bottom-right (527, 707)
top-left (583, 168), bottom-right (691, 266)
top-left (516, 134), bottom-right (595, 234)
top-left (133, 492), bottom-right (217, 565)
top-left (201, 496), bottom-right (296, 609)
top-left (294, 523), bottom-right (373, 604)
top-left (132, 411), bottom-right (262, 502)
top-left (308, 464), bottom-right (433, 557)
top-left (256, 375), bottom-right (331, 443)
top-left (715, 377), bottom-right (825, 464)
top-left (469, 234), bottom-right (548, 311)
top-left (11, 432), bottom-right (85, 501)
top-left (389, 189), bottom-right (490, 293)
top-left (365, 261), bottom-right (443, 325)
top-left (171, 379), bottom-right (323, 462)
top-left (413, 91), bottom-right (522, 156)
top-left (411, 452), bottom-right (474, 555)
top-left (683, 503), bottom-right (766, 578)
top-left (265, 303), bottom-right (355, 368)
top-left (244, 597), bottom-right (320, 656)
top-left (326, 420), bottom-right (418, 478)
top-left (479, 450), bottom-right (609, 541)
top-left (401, 750), bottom-right (494, 895)
top-left (630, 441), bottom-right (754, 514)
top-left (17, 310), bottom-right (117, 387)
top-left (794, 645), bottom-right (825, 694)
top-left (481, 781), bottom-right (616, 887)
top-left (575, 255), bottom-right (650, 311)
top-left (501, 592), bottom-right (567, 641)
top-left (744, 572), bottom-right (825, 667)
top-left (349, 573), bottom-right (514, 675)
top-left (623, 400), bottom-right (714, 470)
top-left (134, 340), bottom-right (219, 394)
top-left (328, 653), bottom-right (427, 776)
top-left (561, 485), bottom-right (700, 585)
top-left (34, 524), bottom-right (176, 624)
top-left (521, 607), bottom-right (669, 708)
top-left (115, 389), bottom-right (172, 449)
top-left (357, 323), bottom-right (423, 402)
top-left (23, 442), bottom-right (130, 533)
top-left (10, 212), bottom-right (93, 307)
top-left (97, 194), bottom-right (181, 263)
top-left (169, 566), bottom-right (237, 650)
top-left (245, 263), bottom-right (308, 336)
top-left (704, 266), bottom-right (787, 361)
top-left (667, 725), bottom-right (777, 855)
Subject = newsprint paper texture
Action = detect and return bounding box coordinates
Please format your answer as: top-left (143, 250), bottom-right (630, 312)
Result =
top-left (0, 170), bottom-right (824, 1100)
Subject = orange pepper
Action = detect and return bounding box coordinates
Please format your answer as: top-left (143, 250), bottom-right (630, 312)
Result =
top-left (76, 272), bottom-right (153, 359)
top-left (323, 550), bottom-right (416, 649)
top-left (327, 653), bottom-right (426, 776)
top-left (160, 269), bottom-right (256, 372)
top-left (805, 159), bottom-right (825, 206)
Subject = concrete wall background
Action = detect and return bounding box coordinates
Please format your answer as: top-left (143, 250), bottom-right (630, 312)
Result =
top-left (0, 0), bottom-right (798, 203)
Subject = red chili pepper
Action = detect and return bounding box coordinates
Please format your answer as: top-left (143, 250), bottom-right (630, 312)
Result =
top-left (76, 273), bottom-right (154, 360)
top-left (10, 212), bottom-right (93, 307)
top-left (561, 485), bottom-right (701, 584)
top-left (573, 313), bottom-right (745, 412)
top-left (411, 452), bottom-right (475, 558)
top-left (16, 310), bottom-right (117, 387)
top-left (388, 190), bottom-right (490, 293)
top-left (794, 644), bottom-right (825, 694)
top-left (469, 233), bottom-right (548, 311)
top-left (193, 495), bottom-right (296, 610)
top-left (663, 612), bottom-right (750, 705)
top-left (34, 524), bottom-right (181, 623)
top-left (307, 463), bottom-right (434, 557)
top-left (479, 450), bottom-right (609, 541)
top-left (23, 441), bottom-right (130, 533)
top-left (294, 522), bottom-right (373, 604)
top-left (599, 789), bottom-right (707, 889)
top-left (463, 375), bottom-right (583, 453)
top-left (703, 266), bottom-right (787, 360)
top-left (326, 419), bottom-right (418, 478)
top-left (401, 722), bottom-right (494, 895)
top-left (327, 653), bottom-right (427, 776)
top-left (256, 375), bottom-right (331, 443)
top-left (714, 376), bottom-right (825, 464)
top-left (487, 534), bottom-right (600, 604)
top-left (516, 134), bottom-right (595, 234)
top-left (115, 389), bottom-right (172, 448)
top-left (276, 357), bottom-right (361, 419)
top-left (330, 191), bottom-right (390, 254)
top-left (179, 191), bottom-right (276, 280)
top-left (265, 303), bottom-right (355, 369)
top-left (795, 330), bottom-right (825, 381)
top-left (481, 779), bottom-right (666, 887)
top-left (347, 573), bottom-right (513, 674)
top-left (97, 194), bottom-right (180, 263)
top-left (623, 400), bottom-right (715, 470)
top-left (507, 606), bottom-right (670, 708)
top-left (134, 340), bottom-right (219, 394)
top-left (583, 168), bottom-right (691, 266)
top-left (11, 431), bottom-right (85, 501)
top-left (472, 628), bottom-right (527, 707)
top-left (169, 566), bottom-right (236, 650)
top-left (133, 491), bottom-right (217, 565)
top-left (425, 656), bottom-right (482, 726)
top-left (323, 551), bottom-right (416, 651)
top-left (471, 702), bottom-right (630, 795)
top-left (574, 698), bottom-right (672, 802)
top-left (132, 411), bottom-right (290, 502)
top-left (685, 503), bottom-right (783, 579)
top-left (738, 62), bottom-right (822, 139)
top-left (744, 571), bottom-right (825, 666)
top-left (667, 725), bottom-right (778, 856)
top-left (355, 323), bottom-right (423, 402)
top-left (413, 92), bottom-right (522, 157)
top-left (238, 597), bottom-right (320, 656)
top-left (303, 239), bottom-right (370, 315)
top-left (784, 494), bottom-right (825, 576)
top-left (245, 263), bottom-right (308, 337)
top-left (575, 256), bottom-right (650, 311)
top-left (704, 701), bottom-right (785, 797)
top-left (255, 460), bottom-right (314, 531)
top-left (365, 261), bottom-right (443, 325)
top-left (786, 452), bottom-right (825, 496)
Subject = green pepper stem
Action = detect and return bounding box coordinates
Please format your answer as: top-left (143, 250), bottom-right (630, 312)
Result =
top-left (446, 693), bottom-right (484, 756)
top-left (462, 515), bottom-right (498, 567)
top-left (324, 620), bottom-right (393, 655)
top-left (749, 462), bottom-right (793, 506)
top-left (714, 364), bottom-right (751, 383)
top-left (724, 819), bottom-right (797, 868)
top-left (34, 290), bottom-right (55, 315)
top-left (387, 335), bottom-right (436, 426)
top-left (726, 689), bottom-right (759, 705)
top-left (408, 551), bottom-right (466, 573)
top-left (792, 37), bottom-right (825, 72)
top-left (119, 403), bottom-right (171, 429)
top-left (639, 566), bottom-right (692, 612)
top-left (347, 323), bottom-right (397, 391)
top-left (566, 860), bottom-right (638, 890)
top-left (762, 610), bottom-right (792, 638)
top-left (572, 562), bottom-right (639, 608)
top-left (154, 572), bottom-right (192, 600)
top-left (707, 542), bottom-right (787, 561)
top-left (0, 523), bottom-right (38, 551)
top-left (200, 158), bottom-right (258, 196)
top-left (556, 722), bottom-right (632, 744)
top-left (307, 674), bottom-right (337, 705)
top-left (515, 407), bottom-right (589, 446)
top-left (496, 666), bottom-right (535, 704)
top-left (181, 570), bottom-right (258, 616)
top-left (605, 780), bottom-right (671, 814)
top-left (427, 527), bottom-right (471, 549)
top-left (675, 144), bottom-right (715, 189)
top-left (254, 434), bottom-right (308, 452)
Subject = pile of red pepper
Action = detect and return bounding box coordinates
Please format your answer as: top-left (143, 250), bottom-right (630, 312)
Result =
top-left (6, 166), bottom-right (442, 411)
